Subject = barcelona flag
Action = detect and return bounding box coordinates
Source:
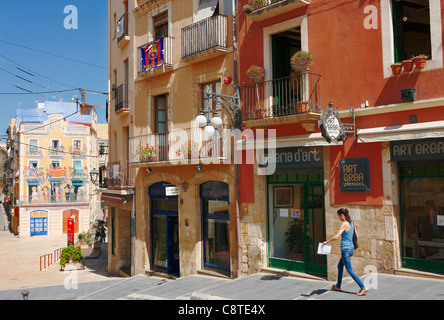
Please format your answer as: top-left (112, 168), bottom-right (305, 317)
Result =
top-left (141, 37), bottom-right (165, 71)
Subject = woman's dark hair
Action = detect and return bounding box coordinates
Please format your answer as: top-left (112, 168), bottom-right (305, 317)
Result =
top-left (337, 208), bottom-right (352, 223)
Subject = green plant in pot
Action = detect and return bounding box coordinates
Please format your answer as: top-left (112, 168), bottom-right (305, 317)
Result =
top-left (60, 245), bottom-right (83, 269)
top-left (284, 218), bottom-right (305, 260)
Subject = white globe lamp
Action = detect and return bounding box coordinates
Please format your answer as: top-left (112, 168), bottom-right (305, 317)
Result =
top-left (203, 125), bottom-right (215, 140)
top-left (195, 113), bottom-right (207, 128)
top-left (210, 116), bottom-right (223, 129)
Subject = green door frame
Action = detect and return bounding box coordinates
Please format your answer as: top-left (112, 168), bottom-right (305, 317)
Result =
top-left (399, 164), bottom-right (444, 275)
top-left (267, 173), bottom-right (326, 277)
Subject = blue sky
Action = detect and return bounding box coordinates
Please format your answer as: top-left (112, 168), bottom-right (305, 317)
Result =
top-left (0, 0), bottom-right (108, 135)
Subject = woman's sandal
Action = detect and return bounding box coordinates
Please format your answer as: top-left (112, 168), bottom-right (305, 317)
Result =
top-left (331, 285), bottom-right (341, 291)
top-left (357, 288), bottom-right (368, 296)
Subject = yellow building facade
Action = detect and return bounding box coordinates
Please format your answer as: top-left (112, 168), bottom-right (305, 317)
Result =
top-left (106, 0), bottom-right (239, 278)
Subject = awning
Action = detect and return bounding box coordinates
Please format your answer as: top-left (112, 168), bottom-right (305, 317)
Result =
top-left (357, 120), bottom-right (444, 143)
top-left (72, 180), bottom-right (84, 186)
top-left (101, 194), bottom-right (125, 204)
top-left (101, 193), bottom-right (133, 204)
top-left (73, 161), bottom-right (84, 175)
top-left (195, 0), bottom-right (218, 22)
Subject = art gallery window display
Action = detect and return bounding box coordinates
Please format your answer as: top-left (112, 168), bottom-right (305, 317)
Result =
top-left (267, 174), bottom-right (326, 277)
top-left (400, 165), bottom-right (444, 274)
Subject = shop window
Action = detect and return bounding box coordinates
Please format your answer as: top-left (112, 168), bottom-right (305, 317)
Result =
top-left (201, 181), bottom-right (230, 273)
top-left (401, 176), bottom-right (444, 262)
top-left (392, 0), bottom-right (431, 62)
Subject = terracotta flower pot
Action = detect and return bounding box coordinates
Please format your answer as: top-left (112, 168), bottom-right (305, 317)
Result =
top-left (391, 63), bottom-right (402, 76)
top-left (402, 60), bottom-right (414, 73)
top-left (412, 56), bottom-right (427, 69)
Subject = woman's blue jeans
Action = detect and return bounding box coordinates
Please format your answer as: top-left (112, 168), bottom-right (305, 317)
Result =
top-left (336, 247), bottom-right (365, 290)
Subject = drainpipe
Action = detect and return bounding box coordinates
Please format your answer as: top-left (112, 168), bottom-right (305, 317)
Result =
top-left (232, 0), bottom-right (242, 278)
top-left (132, 187), bottom-right (136, 276)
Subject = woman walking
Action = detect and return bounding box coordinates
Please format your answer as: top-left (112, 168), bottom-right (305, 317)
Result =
top-left (323, 208), bottom-right (368, 296)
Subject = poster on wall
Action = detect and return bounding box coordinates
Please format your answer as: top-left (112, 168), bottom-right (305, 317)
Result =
top-left (339, 158), bottom-right (370, 193)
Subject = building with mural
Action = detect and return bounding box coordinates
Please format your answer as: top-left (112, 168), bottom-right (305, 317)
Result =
top-left (13, 101), bottom-right (107, 238)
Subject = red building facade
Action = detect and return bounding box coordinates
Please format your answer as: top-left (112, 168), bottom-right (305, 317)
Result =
top-left (238, 0), bottom-right (444, 279)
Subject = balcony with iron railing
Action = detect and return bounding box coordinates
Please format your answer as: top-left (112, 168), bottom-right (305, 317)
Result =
top-left (20, 193), bottom-right (89, 206)
top-left (244, 0), bottom-right (311, 21)
top-left (181, 15), bottom-right (228, 61)
top-left (129, 126), bottom-right (231, 165)
top-left (24, 166), bottom-right (88, 181)
top-left (137, 37), bottom-right (174, 76)
top-left (49, 145), bottom-right (65, 157)
top-left (117, 12), bottom-right (130, 48)
top-left (114, 83), bottom-right (129, 114)
top-left (69, 145), bottom-right (87, 157)
top-left (242, 72), bottom-right (321, 130)
top-left (106, 160), bottom-right (135, 189)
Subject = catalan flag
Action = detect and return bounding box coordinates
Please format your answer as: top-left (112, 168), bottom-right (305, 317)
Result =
top-left (141, 37), bottom-right (165, 71)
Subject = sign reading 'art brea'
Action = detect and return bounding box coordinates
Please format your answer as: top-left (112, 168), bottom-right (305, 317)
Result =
top-left (339, 158), bottom-right (370, 193)
top-left (390, 138), bottom-right (444, 161)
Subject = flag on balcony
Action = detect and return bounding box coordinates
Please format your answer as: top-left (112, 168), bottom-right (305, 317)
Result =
top-left (141, 37), bottom-right (164, 71)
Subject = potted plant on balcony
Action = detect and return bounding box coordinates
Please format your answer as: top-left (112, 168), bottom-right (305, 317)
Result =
top-left (243, 4), bottom-right (253, 14)
top-left (137, 143), bottom-right (157, 162)
top-left (402, 59), bottom-right (414, 73)
top-left (412, 54), bottom-right (428, 70)
top-left (290, 50), bottom-right (313, 74)
top-left (176, 139), bottom-right (200, 159)
top-left (391, 63), bottom-right (402, 76)
top-left (246, 65), bottom-right (266, 118)
top-left (290, 51), bottom-right (313, 112)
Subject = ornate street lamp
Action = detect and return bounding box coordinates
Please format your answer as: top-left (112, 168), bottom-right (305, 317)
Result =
top-left (89, 168), bottom-right (99, 184)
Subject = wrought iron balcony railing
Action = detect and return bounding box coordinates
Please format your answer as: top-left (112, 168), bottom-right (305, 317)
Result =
top-left (115, 83), bottom-right (129, 113)
top-left (106, 160), bottom-right (135, 188)
top-left (129, 126), bottom-right (230, 165)
top-left (242, 72), bottom-right (321, 121)
top-left (117, 12), bottom-right (129, 47)
top-left (181, 15), bottom-right (228, 59)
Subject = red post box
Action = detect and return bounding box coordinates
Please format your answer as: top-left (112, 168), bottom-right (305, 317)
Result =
top-left (67, 218), bottom-right (75, 246)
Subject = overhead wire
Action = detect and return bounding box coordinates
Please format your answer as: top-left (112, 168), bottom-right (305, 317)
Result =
top-left (0, 39), bottom-right (107, 70)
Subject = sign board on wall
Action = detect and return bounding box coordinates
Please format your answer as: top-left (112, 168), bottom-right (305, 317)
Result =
top-left (390, 138), bottom-right (444, 161)
top-left (339, 158), bottom-right (370, 193)
top-left (259, 147), bottom-right (323, 170)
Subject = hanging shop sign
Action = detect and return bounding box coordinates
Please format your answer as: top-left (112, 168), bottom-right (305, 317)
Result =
top-left (339, 158), bottom-right (370, 193)
top-left (259, 146), bottom-right (323, 170)
top-left (319, 103), bottom-right (356, 145)
top-left (390, 138), bottom-right (444, 162)
top-left (319, 106), bottom-right (346, 143)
